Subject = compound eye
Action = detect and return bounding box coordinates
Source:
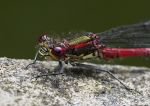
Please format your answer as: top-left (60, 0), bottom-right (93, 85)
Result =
top-left (54, 47), bottom-right (62, 54)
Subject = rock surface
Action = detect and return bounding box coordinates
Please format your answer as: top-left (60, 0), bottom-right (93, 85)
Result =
top-left (0, 57), bottom-right (150, 106)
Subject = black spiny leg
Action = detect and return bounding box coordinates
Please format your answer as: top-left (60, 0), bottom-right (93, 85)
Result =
top-left (34, 60), bottom-right (65, 79)
top-left (26, 49), bottom-right (39, 69)
top-left (58, 60), bottom-right (65, 74)
top-left (50, 60), bottom-right (65, 75)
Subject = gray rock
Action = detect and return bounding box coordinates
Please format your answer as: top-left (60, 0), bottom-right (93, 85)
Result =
top-left (0, 57), bottom-right (150, 106)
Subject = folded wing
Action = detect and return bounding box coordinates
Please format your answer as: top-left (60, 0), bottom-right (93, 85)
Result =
top-left (96, 20), bottom-right (150, 48)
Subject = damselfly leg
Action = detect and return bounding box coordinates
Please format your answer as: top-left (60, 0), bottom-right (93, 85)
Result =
top-left (74, 63), bottom-right (141, 95)
top-left (26, 49), bottom-right (39, 69)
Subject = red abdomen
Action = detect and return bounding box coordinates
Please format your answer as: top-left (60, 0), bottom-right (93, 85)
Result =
top-left (102, 48), bottom-right (150, 58)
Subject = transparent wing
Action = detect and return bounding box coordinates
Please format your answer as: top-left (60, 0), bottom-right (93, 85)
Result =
top-left (96, 20), bottom-right (150, 48)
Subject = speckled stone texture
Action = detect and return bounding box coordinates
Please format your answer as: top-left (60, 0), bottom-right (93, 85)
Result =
top-left (0, 57), bottom-right (150, 106)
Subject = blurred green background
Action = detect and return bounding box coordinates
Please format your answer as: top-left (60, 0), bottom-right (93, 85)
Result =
top-left (0, 0), bottom-right (150, 66)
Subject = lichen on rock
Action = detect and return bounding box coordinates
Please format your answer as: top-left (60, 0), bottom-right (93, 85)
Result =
top-left (0, 57), bottom-right (150, 106)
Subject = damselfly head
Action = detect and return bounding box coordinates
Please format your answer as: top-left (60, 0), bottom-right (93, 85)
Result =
top-left (38, 34), bottom-right (50, 43)
top-left (38, 34), bottom-right (57, 48)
